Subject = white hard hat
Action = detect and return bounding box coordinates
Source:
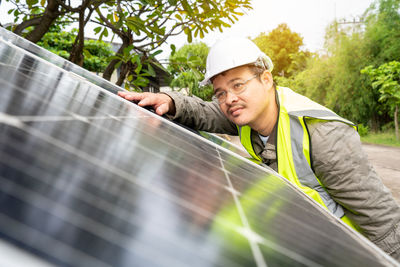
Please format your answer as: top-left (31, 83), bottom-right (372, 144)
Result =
top-left (200, 37), bottom-right (273, 86)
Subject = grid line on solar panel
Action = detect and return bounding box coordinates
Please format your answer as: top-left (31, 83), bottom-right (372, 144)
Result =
top-left (0, 168), bottom-right (242, 267)
top-left (0, 115), bottom-right (232, 194)
top-left (0, 139), bottom-right (255, 266)
top-left (0, 132), bottom-right (233, 228)
top-left (0, 213), bottom-right (111, 267)
top-left (215, 148), bottom-right (348, 267)
top-left (0, 63), bottom-right (140, 119)
top-left (0, 123), bottom-right (230, 222)
top-left (215, 149), bottom-right (268, 267)
top-left (0, 131), bottom-right (260, 267)
top-left (0, 27), bottom-right (122, 95)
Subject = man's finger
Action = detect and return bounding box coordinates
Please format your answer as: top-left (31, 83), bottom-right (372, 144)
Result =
top-left (117, 91), bottom-right (127, 97)
top-left (123, 92), bottom-right (145, 102)
top-left (155, 103), bottom-right (169, 115)
top-left (137, 95), bottom-right (158, 107)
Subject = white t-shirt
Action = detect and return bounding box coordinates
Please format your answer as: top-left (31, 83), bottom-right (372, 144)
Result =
top-left (259, 134), bottom-right (269, 146)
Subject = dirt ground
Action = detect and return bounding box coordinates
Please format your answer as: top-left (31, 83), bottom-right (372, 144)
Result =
top-left (362, 143), bottom-right (400, 204)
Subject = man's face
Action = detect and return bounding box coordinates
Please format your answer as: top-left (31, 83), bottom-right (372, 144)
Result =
top-left (212, 66), bottom-right (274, 128)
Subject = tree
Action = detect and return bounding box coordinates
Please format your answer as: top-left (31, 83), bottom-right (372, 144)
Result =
top-left (361, 61), bottom-right (400, 140)
top-left (363, 0), bottom-right (400, 66)
top-left (37, 29), bottom-right (114, 72)
top-left (7, 0), bottom-right (252, 90)
top-left (253, 23), bottom-right (307, 77)
top-left (168, 42), bottom-right (213, 100)
top-left (56, 0), bottom-right (109, 66)
top-left (94, 0), bottom-right (252, 89)
top-left (7, 0), bottom-right (109, 66)
top-left (8, 0), bottom-right (65, 43)
top-left (281, 0), bottom-right (400, 130)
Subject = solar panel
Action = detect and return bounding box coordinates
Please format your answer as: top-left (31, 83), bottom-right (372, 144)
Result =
top-left (0, 27), bottom-right (398, 267)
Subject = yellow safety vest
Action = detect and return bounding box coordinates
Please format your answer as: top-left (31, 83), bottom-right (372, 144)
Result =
top-left (238, 86), bottom-right (359, 230)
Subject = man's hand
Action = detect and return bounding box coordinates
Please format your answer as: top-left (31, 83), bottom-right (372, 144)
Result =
top-left (117, 91), bottom-right (176, 116)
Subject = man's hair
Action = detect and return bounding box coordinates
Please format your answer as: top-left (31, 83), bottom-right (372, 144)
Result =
top-left (247, 64), bottom-right (265, 79)
top-left (247, 64), bottom-right (277, 88)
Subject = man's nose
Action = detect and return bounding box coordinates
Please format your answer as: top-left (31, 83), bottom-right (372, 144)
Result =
top-left (225, 91), bottom-right (238, 104)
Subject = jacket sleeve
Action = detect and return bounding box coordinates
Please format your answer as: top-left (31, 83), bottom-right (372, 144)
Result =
top-left (163, 91), bottom-right (238, 135)
top-left (308, 120), bottom-right (400, 260)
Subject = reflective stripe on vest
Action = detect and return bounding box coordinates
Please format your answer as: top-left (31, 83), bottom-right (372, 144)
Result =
top-left (237, 125), bottom-right (262, 163)
top-left (238, 87), bottom-right (358, 229)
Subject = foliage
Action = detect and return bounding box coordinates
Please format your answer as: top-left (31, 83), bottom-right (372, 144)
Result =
top-left (324, 30), bottom-right (377, 125)
top-left (253, 23), bottom-right (309, 77)
top-left (168, 42), bottom-right (213, 100)
top-left (357, 124), bottom-right (370, 137)
top-left (361, 61), bottom-right (400, 140)
top-left (280, 0), bottom-right (400, 132)
top-left (360, 130), bottom-right (400, 147)
top-left (108, 46), bottom-right (162, 90)
top-left (94, 0), bottom-right (252, 90)
top-left (7, 0), bottom-right (253, 90)
top-left (37, 30), bottom-right (114, 72)
top-left (361, 61), bottom-right (400, 105)
top-left (363, 0), bottom-right (400, 66)
top-left (6, 0), bottom-right (45, 24)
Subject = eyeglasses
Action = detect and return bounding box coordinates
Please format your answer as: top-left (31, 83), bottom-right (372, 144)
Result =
top-left (212, 74), bottom-right (258, 104)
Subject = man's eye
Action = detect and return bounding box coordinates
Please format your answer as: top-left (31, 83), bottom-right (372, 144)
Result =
top-left (233, 83), bottom-right (244, 91)
top-left (216, 92), bottom-right (225, 98)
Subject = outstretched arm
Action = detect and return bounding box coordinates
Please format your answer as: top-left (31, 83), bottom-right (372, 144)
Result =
top-left (118, 91), bottom-right (237, 135)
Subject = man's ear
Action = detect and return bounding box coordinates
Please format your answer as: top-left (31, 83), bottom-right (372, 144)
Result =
top-left (261, 70), bottom-right (273, 88)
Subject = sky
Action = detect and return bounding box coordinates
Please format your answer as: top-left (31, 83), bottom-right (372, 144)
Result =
top-left (0, 0), bottom-right (375, 60)
top-left (164, 0), bottom-right (375, 56)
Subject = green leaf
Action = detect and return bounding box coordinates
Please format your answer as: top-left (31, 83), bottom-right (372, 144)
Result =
top-left (175, 14), bottom-right (182, 21)
top-left (170, 44), bottom-right (176, 56)
top-left (146, 64), bottom-right (156, 76)
top-left (26, 0), bottom-right (38, 7)
top-left (93, 27), bottom-right (102, 34)
top-left (181, 0), bottom-right (193, 16)
top-left (115, 61), bottom-right (122, 69)
top-left (151, 50), bottom-right (163, 57)
top-left (83, 49), bottom-right (91, 58)
top-left (134, 63), bottom-right (142, 74)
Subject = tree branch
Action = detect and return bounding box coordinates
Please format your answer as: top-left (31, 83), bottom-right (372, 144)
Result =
top-left (13, 16), bottom-right (43, 35)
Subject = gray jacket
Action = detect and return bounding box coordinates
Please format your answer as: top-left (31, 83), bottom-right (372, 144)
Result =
top-left (165, 91), bottom-right (400, 260)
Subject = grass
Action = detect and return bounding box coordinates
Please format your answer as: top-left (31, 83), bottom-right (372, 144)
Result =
top-left (360, 130), bottom-right (400, 147)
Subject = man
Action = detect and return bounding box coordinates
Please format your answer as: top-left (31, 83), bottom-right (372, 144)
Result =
top-left (118, 37), bottom-right (400, 260)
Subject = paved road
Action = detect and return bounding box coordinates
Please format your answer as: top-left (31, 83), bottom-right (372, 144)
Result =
top-left (362, 143), bottom-right (400, 204)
